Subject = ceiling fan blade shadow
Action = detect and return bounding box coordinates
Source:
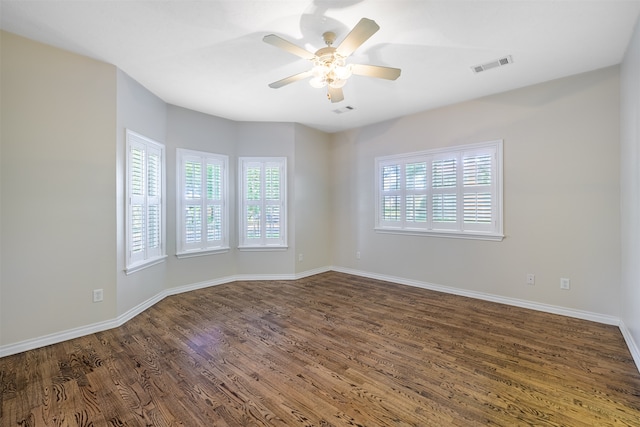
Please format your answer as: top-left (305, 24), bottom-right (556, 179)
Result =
top-left (351, 64), bottom-right (401, 80)
top-left (268, 70), bottom-right (314, 88)
top-left (299, 13), bottom-right (350, 47)
top-left (335, 18), bottom-right (380, 57)
top-left (327, 86), bottom-right (344, 103)
top-left (263, 34), bottom-right (316, 60)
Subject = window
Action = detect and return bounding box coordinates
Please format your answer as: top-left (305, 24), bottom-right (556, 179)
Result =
top-left (176, 149), bottom-right (229, 257)
top-left (375, 140), bottom-right (503, 240)
top-left (126, 130), bottom-right (166, 273)
top-left (238, 157), bottom-right (287, 249)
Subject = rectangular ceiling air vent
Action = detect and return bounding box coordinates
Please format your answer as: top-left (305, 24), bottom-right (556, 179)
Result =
top-left (332, 106), bottom-right (355, 114)
top-left (471, 55), bottom-right (513, 74)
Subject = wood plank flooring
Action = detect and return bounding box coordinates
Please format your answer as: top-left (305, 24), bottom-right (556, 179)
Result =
top-left (1, 271), bottom-right (639, 426)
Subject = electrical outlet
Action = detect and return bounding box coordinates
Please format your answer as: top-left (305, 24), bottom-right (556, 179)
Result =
top-left (526, 274), bottom-right (535, 285)
top-left (298, 253), bottom-right (303, 262)
top-left (356, 251), bottom-right (361, 259)
top-left (93, 289), bottom-right (104, 303)
top-left (560, 278), bottom-right (571, 290)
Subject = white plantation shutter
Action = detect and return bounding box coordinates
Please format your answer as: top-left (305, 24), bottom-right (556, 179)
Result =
top-left (129, 144), bottom-right (145, 261)
top-left (239, 157), bottom-right (287, 248)
top-left (463, 151), bottom-right (495, 232)
top-left (245, 163), bottom-right (262, 240)
top-left (126, 130), bottom-right (166, 272)
top-left (265, 164), bottom-right (282, 240)
top-left (375, 140), bottom-right (503, 240)
top-left (378, 160), bottom-right (429, 229)
top-left (184, 158), bottom-right (202, 245)
top-left (405, 162), bottom-right (428, 225)
top-left (146, 147), bottom-right (162, 258)
top-left (177, 149), bottom-right (228, 256)
top-left (431, 157), bottom-right (458, 230)
top-left (207, 163), bottom-right (223, 242)
top-left (380, 163), bottom-right (402, 225)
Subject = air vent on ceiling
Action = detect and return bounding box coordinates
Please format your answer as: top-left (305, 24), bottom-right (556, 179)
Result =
top-left (332, 106), bottom-right (356, 114)
top-left (471, 55), bottom-right (513, 74)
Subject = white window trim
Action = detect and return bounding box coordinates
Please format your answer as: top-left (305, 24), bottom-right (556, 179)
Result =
top-left (238, 156), bottom-right (288, 250)
top-left (237, 246), bottom-right (289, 252)
top-left (125, 129), bottom-right (167, 274)
top-left (125, 255), bottom-right (168, 275)
top-left (176, 248), bottom-right (230, 259)
top-left (176, 148), bottom-right (230, 258)
top-left (375, 140), bottom-right (504, 241)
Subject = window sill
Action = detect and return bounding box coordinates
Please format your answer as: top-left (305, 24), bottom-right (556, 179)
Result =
top-left (176, 247), bottom-right (230, 259)
top-left (238, 245), bottom-right (289, 252)
top-left (375, 227), bottom-right (504, 241)
top-left (125, 255), bottom-right (168, 275)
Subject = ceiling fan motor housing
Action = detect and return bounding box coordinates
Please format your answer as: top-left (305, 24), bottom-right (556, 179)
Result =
top-left (322, 31), bottom-right (337, 46)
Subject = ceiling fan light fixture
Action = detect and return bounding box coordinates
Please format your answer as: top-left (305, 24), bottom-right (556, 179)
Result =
top-left (310, 55), bottom-right (352, 89)
top-left (309, 76), bottom-right (327, 88)
top-left (311, 61), bottom-right (329, 77)
top-left (334, 63), bottom-right (353, 80)
top-left (328, 78), bottom-right (347, 89)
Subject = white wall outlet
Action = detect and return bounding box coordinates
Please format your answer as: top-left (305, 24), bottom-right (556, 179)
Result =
top-left (298, 253), bottom-right (303, 262)
top-left (356, 251), bottom-right (361, 259)
top-left (526, 273), bottom-right (535, 285)
top-left (560, 278), bottom-right (571, 290)
top-left (93, 289), bottom-right (104, 303)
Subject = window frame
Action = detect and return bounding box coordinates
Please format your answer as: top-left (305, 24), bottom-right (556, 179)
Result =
top-left (375, 140), bottom-right (504, 241)
top-left (238, 156), bottom-right (288, 250)
top-left (125, 129), bottom-right (167, 274)
top-left (176, 148), bottom-right (230, 258)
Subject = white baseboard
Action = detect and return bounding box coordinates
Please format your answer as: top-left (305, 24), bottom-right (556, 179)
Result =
top-left (337, 267), bottom-right (640, 374)
top-left (619, 320), bottom-right (640, 370)
top-left (0, 318), bottom-right (120, 358)
top-left (0, 267), bottom-right (332, 358)
top-left (233, 266), bottom-right (332, 282)
top-left (332, 266), bottom-right (621, 326)
top-left (294, 266), bottom-right (332, 279)
top-left (2, 265), bottom-right (635, 375)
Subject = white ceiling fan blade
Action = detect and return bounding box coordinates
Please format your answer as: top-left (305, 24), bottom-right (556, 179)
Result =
top-left (263, 34), bottom-right (316, 60)
top-left (327, 86), bottom-right (344, 103)
top-left (268, 71), bottom-right (313, 88)
top-left (335, 18), bottom-right (380, 57)
top-left (351, 64), bottom-right (401, 80)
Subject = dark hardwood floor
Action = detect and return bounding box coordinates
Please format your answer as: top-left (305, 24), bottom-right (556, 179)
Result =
top-left (1, 271), bottom-right (639, 426)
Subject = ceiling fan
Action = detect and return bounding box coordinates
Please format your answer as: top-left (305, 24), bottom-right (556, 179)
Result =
top-left (263, 18), bottom-right (401, 103)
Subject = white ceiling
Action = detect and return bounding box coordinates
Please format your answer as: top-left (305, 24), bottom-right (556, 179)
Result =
top-left (2, 1), bottom-right (639, 133)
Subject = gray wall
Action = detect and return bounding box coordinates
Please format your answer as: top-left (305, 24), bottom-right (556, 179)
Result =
top-left (330, 66), bottom-right (621, 317)
top-left (293, 124), bottom-right (333, 274)
top-left (164, 105), bottom-right (238, 288)
top-left (621, 19), bottom-right (640, 360)
top-left (1, 31), bottom-right (117, 343)
top-left (0, 31), bottom-right (333, 350)
top-left (235, 122), bottom-right (297, 276)
top-left (1, 27), bottom-right (636, 366)
top-left (116, 70), bottom-right (168, 317)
